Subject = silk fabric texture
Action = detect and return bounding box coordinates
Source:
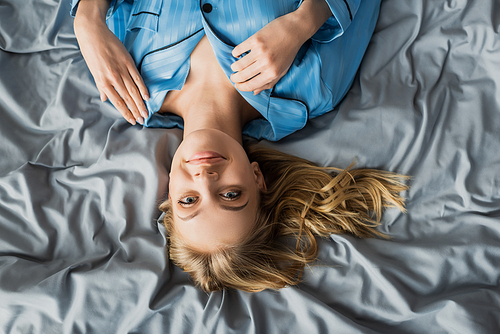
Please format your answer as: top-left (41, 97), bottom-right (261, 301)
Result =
top-left (70, 0), bottom-right (380, 140)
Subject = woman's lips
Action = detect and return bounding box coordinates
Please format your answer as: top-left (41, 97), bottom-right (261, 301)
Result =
top-left (187, 151), bottom-right (225, 165)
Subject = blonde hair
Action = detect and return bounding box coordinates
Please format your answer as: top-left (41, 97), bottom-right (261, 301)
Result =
top-left (159, 145), bottom-right (409, 293)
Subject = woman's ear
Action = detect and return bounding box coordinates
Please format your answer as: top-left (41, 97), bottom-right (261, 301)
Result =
top-left (251, 161), bottom-right (267, 191)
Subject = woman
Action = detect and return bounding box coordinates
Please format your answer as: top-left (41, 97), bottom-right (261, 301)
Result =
top-left (73, 0), bottom-right (407, 292)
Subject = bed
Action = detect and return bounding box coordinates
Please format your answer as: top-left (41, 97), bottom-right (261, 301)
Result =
top-left (1, 0), bottom-right (499, 332)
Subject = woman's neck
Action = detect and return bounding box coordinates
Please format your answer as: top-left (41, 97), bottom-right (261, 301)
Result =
top-left (180, 89), bottom-right (249, 145)
top-left (159, 35), bottom-right (261, 145)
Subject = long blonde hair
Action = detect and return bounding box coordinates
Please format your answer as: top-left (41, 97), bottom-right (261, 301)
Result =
top-left (159, 145), bottom-right (409, 293)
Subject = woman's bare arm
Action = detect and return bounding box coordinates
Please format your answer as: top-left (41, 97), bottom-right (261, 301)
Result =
top-left (230, 0), bottom-right (331, 95)
top-left (74, 0), bottom-right (149, 125)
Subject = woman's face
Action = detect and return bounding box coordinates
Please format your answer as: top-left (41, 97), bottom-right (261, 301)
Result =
top-left (168, 129), bottom-right (266, 252)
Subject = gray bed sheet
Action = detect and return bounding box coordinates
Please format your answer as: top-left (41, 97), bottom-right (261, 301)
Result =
top-left (1, 0), bottom-right (499, 333)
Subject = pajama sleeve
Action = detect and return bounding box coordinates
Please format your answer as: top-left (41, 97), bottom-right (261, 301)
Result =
top-left (274, 0), bottom-right (379, 121)
top-left (312, 0), bottom-right (361, 42)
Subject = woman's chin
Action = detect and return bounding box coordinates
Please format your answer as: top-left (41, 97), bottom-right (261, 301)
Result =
top-left (185, 128), bottom-right (234, 140)
top-left (174, 128), bottom-right (246, 164)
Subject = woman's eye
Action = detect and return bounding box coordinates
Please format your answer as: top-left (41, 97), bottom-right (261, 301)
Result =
top-left (178, 196), bottom-right (198, 206)
top-left (221, 191), bottom-right (241, 200)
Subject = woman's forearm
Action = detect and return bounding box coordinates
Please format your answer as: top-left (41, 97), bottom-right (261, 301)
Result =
top-left (72, 0), bottom-right (149, 125)
top-left (74, 0), bottom-right (111, 30)
top-left (292, 0), bottom-right (332, 43)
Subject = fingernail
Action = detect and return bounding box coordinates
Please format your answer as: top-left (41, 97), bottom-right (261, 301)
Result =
top-left (136, 117), bottom-right (144, 125)
top-left (144, 94), bottom-right (150, 101)
top-left (129, 118), bottom-right (136, 125)
top-left (141, 110), bottom-right (148, 118)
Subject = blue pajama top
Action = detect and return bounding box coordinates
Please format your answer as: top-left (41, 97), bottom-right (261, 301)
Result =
top-left (71, 0), bottom-right (381, 141)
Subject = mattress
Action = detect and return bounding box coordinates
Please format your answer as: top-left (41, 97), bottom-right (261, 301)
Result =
top-left (0, 0), bottom-right (499, 332)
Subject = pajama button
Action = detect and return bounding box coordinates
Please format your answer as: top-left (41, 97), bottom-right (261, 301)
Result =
top-left (202, 3), bottom-right (213, 13)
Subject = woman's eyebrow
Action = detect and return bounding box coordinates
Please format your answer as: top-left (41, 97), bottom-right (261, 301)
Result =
top-left (177, 200), bottom-right (249, 221)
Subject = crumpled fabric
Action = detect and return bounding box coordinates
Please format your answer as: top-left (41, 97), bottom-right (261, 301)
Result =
top-left (0, 0), bottom-right (499, 333)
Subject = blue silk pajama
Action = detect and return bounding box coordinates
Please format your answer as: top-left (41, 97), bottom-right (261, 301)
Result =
top-left (71, 0), bottom-right (381, 140)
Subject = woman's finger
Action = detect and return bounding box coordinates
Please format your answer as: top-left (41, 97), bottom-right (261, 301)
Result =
top-left (232, 39), bottom-right (252, 59)
top-left (230, 60), bottom-right (263, 85)
top-left (128, 64), bottom-right (150, 102)
top-left (253, 81), bottom-right (276, 95)
top-left (123, 74), bottom-right (148, 118)
top-left (112, 78), bottom-right (143, 123)
top-left (103, 86), bottom-right (136, 125)
top-left (99, 90), bottom-right (107, 102)
top-left (230, 51), bottom-right (257, 73)
top-left (235, 70), bottom-right (273, 92)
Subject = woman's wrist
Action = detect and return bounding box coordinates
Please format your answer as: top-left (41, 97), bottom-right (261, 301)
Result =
top-left (74, 0), bottom-right (111, 41)
top-left (292, 0), bottom-right (332, 43)
top-left (74, 0), bottom-right (110, 29)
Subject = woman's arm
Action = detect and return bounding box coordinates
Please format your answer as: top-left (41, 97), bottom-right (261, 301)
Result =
top-left (74, 0), bottom-right (149, 125)
top-left (230, 0), bottom-right (331, 95)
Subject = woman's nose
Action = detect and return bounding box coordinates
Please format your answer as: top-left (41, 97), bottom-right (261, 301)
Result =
top-left (193, 169), bottom-right (219, 181)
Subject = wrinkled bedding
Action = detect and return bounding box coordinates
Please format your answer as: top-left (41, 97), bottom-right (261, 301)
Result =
top-left (1, 0), bottom-right (499, 333)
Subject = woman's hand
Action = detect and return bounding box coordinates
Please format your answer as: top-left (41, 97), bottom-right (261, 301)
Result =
top-left (74, 0), bottom-right (149, 125)
top-left (230, 14), bottom-right (303, 96)
top-left (230, 0), bottom-right (331, 95)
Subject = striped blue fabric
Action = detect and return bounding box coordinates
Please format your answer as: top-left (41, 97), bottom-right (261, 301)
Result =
top-left (70, 0), bottom-right (380, 141)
